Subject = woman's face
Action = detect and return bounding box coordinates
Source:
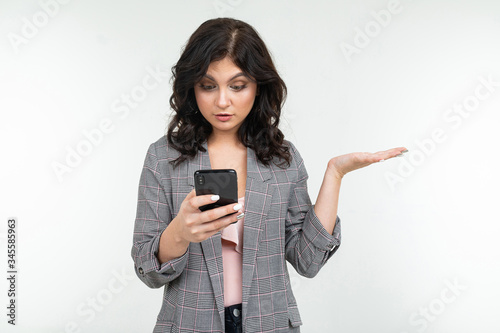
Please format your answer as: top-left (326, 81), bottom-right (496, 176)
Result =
top-left (194, 57), bottom-right (258, 139)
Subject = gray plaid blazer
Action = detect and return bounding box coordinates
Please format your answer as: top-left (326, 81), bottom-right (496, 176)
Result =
top-left (131, 136), bottom-right (341, 333)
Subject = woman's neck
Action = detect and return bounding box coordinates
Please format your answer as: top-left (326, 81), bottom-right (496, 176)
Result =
top-left (207, 132), bottom-right (243, 150)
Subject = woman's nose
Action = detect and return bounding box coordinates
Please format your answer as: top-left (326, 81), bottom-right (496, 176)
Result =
top-left (216, 88), bottom-right (231, 108)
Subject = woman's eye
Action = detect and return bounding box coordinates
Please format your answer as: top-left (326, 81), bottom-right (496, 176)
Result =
top-left (230, 85), bottom-right (247, 91)
top-left (198, 84), bottom-right (247, 91)
top-left (199, 84), bottom-right (216, 90)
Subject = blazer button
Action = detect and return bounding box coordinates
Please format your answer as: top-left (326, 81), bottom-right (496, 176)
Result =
top-left (233, 308), bottom-right (240, 317)
top-left (138, 267), bottom-right (144, 275)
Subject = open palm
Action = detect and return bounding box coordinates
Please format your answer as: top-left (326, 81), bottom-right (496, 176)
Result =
top-left (328, 147), bottom-right (408, 179)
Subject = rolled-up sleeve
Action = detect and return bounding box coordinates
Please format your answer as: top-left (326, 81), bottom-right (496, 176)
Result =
top-left (131, 143), bottom-right (188, 288)
top-left (284, 143), bottom-right (342, 278)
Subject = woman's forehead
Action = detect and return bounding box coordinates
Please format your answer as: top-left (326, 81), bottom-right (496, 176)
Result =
top-left (202, 57), bottom-right (254, 82)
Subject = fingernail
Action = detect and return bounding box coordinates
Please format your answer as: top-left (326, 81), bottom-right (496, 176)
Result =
top-left (233, 203), bottom-right (242, 211)
top-left (402, 149), bottom-right (408, 153)
top-left (236, 213), bottom-right (245, 220)
top-left (379, 159), bottom-right (385, 163)
top-left (396, 153), bottom-right (403, 157)
top-left (211, 195), bottom-right (220, 201)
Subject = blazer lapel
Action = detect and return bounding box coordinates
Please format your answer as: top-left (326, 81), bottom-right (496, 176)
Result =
top-left (186, 141), bottom-right (211, 188)
top-left (241, 147), bottom-right (275, 320)
top-left (186, 143), bottom-right (226, 326)
top-left (200, 236), bottom-right (225, 326)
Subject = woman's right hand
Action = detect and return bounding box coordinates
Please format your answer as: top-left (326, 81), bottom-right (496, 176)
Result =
top-left (173, 189), bottom-right (243, 243)
top-left (157, 189), bottom-right (243, 264)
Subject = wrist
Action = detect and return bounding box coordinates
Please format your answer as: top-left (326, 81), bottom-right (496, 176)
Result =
top-left (326, 161), bottom-right (344, 181)
top-left (169, 217), bottom-right (190, 247)
top-left (158, 218), bottom-right (190, 264)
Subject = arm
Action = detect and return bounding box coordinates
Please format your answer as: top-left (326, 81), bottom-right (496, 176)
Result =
top-left (314, 146), bottom-right (409, 233)
top-left (284, 142), bottom-right (408, 278)
top-left (131, 143), bottom-right (188, 289)
top-left (156, 190), bottom-right (242, 263)
top-left (313, 167), bottom-right (342, 235)
top-left (131, 142), bottom-right (244, 288)
top-left (284, 143), bottom-right (341, 278)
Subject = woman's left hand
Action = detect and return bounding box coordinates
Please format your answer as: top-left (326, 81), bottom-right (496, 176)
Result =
top-left (327, 147), bottom-right (408, 179)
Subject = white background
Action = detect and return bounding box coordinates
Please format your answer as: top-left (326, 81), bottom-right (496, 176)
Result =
top-left (1, 0), bottom-right (499, 332)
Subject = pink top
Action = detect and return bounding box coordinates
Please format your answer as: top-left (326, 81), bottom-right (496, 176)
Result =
top-left (221, 197), bottom-right (245, 307)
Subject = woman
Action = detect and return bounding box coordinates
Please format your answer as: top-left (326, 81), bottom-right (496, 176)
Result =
top-left (131, 18), bottom-right (407, 333)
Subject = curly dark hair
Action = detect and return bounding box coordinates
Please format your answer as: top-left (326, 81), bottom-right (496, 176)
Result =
top-left (167, 17), bottom-right (291, 168)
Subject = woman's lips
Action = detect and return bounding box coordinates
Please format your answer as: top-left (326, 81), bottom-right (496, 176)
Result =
top-left (215, 114), bottom-right (232, 122)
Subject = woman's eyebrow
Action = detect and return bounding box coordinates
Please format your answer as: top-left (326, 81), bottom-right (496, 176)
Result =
top-left (202, 72), bottom-right (252, 82)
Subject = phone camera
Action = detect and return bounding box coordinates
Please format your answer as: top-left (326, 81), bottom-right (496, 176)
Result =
top-left (196, 175), bottom-right (205, 185)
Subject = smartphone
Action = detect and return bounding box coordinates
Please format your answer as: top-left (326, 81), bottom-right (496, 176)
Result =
top-left (194, 169), bottom-right (238, 212)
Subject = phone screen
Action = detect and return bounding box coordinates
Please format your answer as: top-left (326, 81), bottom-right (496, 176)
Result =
top-left (194, 169), bottom-right (238, 211)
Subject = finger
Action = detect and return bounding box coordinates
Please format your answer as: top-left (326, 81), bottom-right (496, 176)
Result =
top-left (181, 189), bottom-right (197, 210)
top-left (185, 189), bottom-right (196, 199)
top-left (377, 147), bottom-right (409, 162)
top-left (396, 147), bottom-right (409, 155)
top-left (188, 193), bottom-right (222, 211)
top-left (201, 211), bottom-right (242, 234)
top-left (199, 201), bottom-right (243, 223)
top-left (355, 151), bottom-right (389, 164)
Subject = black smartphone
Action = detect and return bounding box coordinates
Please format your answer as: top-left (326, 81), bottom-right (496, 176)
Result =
top-left (194, 169), bottom-right (238, 212)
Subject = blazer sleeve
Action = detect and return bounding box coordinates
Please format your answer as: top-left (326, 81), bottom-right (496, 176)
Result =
top-left (284, 142), bottom-right (341, 278)
top-left (131, 142), bottom-right (188, 288)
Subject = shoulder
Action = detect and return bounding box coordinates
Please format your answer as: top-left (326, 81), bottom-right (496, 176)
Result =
top-left (267, 139), bottom-right (308, 182)
top-left (282, 139), bottom-right (305, 168)
top-left (283, 139), bottom-right (299, 157)
top-left (146, 135), bottom-right (183, 162)
top-left (141, 135), bottom-right (188, 177)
